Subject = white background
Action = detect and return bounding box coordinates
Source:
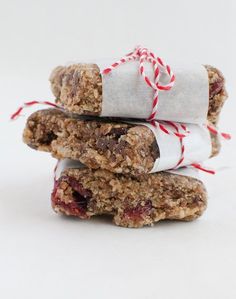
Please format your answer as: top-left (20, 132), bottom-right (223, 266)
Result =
top-left (1, 0), bottom-right (236, 298)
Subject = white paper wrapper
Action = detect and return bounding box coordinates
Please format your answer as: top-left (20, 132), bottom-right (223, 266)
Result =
top-left (97, 60), bottom-right (209, 124)
top-left (139, 122), bottom-right (212, 173)
top-left (55, 159), bottom-right (85, 180)
top-left (167, 167), bottom-right (201, 180)
top-left (55, 159), bottom-right (202, 181)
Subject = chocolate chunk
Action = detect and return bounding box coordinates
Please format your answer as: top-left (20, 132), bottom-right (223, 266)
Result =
top-left (96, 137), bottom-right (126, 154)
top-left (109, 127), bottom-right (130, 139)
top-left (150, 140), bottom-right (160, 160)
top-left (39, 131), bottom-right (57, 145)
top-left (96, 138), bottom-right (109, 151)
top-left (96, 138), bottom-right (117, 152)
top-left (114, 140), bottom-right (128, 155)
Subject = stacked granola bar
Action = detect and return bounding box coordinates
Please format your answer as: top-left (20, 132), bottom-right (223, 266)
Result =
top-left (22, 51), bottom-right (228, 228)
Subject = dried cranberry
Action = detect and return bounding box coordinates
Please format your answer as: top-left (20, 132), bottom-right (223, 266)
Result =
top-left (210, 77), bottom-right (224, 98)
top-left (124, 200), bottom-right (152, 221)
top-left (52, 176), bottom-right (92, 215)
top-left (65, 177), bottom-right (92, 211)
top-left (67, 177), bottom-right (92, 199)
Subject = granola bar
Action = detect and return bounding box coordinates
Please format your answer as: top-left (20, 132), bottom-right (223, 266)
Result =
top-left (50, 64), bottom-right (227, 125)
top-left (23, 109), bottom-right (220, 175)
top-left (52, 164), bottom-right (207, 228)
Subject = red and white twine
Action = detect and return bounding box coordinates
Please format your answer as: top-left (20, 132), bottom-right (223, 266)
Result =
top-left (161, 121), bottom-right (215, 174)
top-left (150, 120), bottom-right (190, 139)
top-left (207, 123), bottom-right (231, 140)
top-left (164, 121), bottom-right (186, 168)
top-left (10, 100), bottom-right (60, 120)
top-left (190, 163), bottom-right (215, 175)
top-left (102, 46), bottom-right (175, 121)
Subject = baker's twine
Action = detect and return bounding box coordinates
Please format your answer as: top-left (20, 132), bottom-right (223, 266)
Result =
top-left (10, 100), bottom-right (60, 120)
top-left (159, 120), bottom-right (215, 174)
top-left (103, 46), bottom-right (175, 122)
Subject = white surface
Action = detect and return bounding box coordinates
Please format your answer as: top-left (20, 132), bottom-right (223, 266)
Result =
top-left (0, 0), bottom-right (236, 298)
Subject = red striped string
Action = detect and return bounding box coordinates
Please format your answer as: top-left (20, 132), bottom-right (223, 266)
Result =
top-left (190, 163), bottom-right (215, 175)
top-left (164, 121), bottom-right (186, 168)
top-left (102, 46), bottom-right (175, 121)
top-left (151, 120), bottom-right (216, 174)
top-left (10, 101), bottom-right (60, 120)
top-left (206, 123), bottom-right (231, 140)
top-left (150, 120), bottom-right (188, 138)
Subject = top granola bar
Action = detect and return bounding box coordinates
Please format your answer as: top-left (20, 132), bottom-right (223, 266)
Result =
top-left (50, 64), bottom-right (227, 125)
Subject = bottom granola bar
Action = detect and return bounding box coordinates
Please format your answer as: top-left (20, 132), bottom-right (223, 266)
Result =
top-left (52, 163), bottom-right (207, 228)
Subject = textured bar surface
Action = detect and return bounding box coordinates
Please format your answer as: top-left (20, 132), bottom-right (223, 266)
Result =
top-left (49, 64), bottom-right (227, 124)
top-left (52, 167), bottom-right (207, 228)
top-left (23, 109), bottom-right (220, 175)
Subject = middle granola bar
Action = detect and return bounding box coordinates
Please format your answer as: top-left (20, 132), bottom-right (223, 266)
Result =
top-left (23, 108), bottom-right (220, 175)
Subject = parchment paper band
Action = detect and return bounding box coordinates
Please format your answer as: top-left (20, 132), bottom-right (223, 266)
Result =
top-left (98, 60), bottom-right (209, 124)
top-left (55, 159), bottom-right (202, 181)
top-left (139, 122), bottom-right (212, 173)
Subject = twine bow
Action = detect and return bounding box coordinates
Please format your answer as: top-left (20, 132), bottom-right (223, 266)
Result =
top-left (102, 46), bottom-right (175, 121)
